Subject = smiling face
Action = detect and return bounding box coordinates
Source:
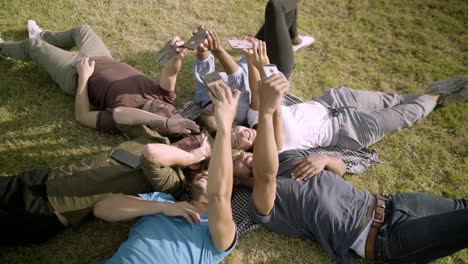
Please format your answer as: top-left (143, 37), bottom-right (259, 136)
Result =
top-left (231, 126), bottom-right (256, 151)
top-left (172, 134), bottom-right (206, 152)
top-left (147, 99), bottom-right (182, 118)
top-left (232, 150), bottom-right (253, 184)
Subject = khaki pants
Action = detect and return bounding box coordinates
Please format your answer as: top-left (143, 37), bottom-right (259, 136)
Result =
top-left (0, 25), bottom-right (111, 95)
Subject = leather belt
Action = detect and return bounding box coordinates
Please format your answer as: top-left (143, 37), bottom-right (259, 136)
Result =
top-left (364, 194), bottom-right (387, 260)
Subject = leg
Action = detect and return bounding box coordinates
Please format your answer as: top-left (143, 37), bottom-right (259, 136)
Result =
top-left (0, 169), bottom-right (65, 244)
top-left (335, 94), bottom-right (437, 149)
top-left (0, 38), bottom-right (79, 95)
top-left (255, 0), bottom-right (299, 78)
top-left (378, 193), bottom-right (468, 263)
top-left (41, 25), bottom-right (111, 58)
top-left (316, 87), bottom-right (423, 111)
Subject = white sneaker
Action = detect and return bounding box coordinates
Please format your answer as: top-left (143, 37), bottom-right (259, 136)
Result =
top-left (0, 37), bottom-right (4, 44)
top-left (27, 20), bottom-right (44, 40)
top-left (292, 35), bottom-right (315, 52)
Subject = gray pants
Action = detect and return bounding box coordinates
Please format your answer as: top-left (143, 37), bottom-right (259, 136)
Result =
top-left (0, 25), bottom-right (111, 95)
top-left (314, 86), bottom-right (436, 150)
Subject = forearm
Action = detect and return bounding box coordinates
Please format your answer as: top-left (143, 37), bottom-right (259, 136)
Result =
top-left (160, 57), bottom-right (183, 92)
top-left (113, 107), bottom-right (167, 128)
top-left (143, 143), bottom-right (200, 168)
top-left (247, 60), bottom-right (261, 111)
top-left (74, 77), bottom-right (96, 128)
top-left (93, 194), bottom-right (166, 222)
top-left (324, 156), bottom-right (347, 177)
top-left (253, 113), bottom-right (278, 181)
top-left (273, 109), bottom-right (283, 151)
top-left (207, 128), bottom-right (233, 200)
top-left (213, 48), bottom-right (239, 74)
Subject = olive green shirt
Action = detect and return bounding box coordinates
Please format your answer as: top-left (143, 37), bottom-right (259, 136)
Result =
top-left (46, 126), bottom-right (186, 226)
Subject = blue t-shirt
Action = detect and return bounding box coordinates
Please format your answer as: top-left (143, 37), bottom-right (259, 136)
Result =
top-left (101, 192), bottom-right (237, 264)
top-left (247, 149), bottom-right (372, 264)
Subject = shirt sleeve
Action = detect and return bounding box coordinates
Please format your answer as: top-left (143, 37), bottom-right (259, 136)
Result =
top-left (96, 108), bottom-right (121, 134)
top-left (153, 82), bottom-right (177, 103)
top-left (138, 192), bottom-right (175, 202)
top-left (140, 154), bottom-right (187, 197)
top-left (247, 108), bottom-right (259, 128)
top-left (193, 54), bottom-right (215, 107)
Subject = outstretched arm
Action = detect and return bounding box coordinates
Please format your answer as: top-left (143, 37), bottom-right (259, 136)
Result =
top-left (93, 194), bottom-right (200, 223)
top-left (75, 58), bottom-right (99, 129)
top-left (206, 82), bottom-right (239, 251)
top-left (159, 36), bottom-right (187, 93)
top-left (292, 155), bottom-right (346, 180)
top-left (113, 107), bottom-right (199, 135)
top-left (143, 136), bottom-right (211, 168)
top-left (252, 74), bottom-right (289, 216)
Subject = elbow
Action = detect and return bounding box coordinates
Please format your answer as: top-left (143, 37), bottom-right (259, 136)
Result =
top-left (75, 113), bottom-right (88, 128)
top-left (93, 194), bottom-right (121, 222)
top-left (143, 144), bottom-right (168, 167)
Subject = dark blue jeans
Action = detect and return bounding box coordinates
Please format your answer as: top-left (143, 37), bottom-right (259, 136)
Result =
top-left (375, 193), bottom-right (468, 263)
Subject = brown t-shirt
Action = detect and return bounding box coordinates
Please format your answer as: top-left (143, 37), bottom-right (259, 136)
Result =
top-left (87, 56), bottom-right (177, 133)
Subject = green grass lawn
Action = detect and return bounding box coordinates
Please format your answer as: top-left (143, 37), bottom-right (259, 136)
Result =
top-left (0, 0), bottom-right (467, 263)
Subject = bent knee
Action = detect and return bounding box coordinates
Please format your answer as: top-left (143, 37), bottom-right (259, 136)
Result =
top-left (266, 0), bottom-right (285, 15)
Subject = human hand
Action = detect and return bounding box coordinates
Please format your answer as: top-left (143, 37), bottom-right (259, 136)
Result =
top-left (76, 57), bottom-right (95, 81)
top-left (241, 37), bottom-right (269, 72)
top-left (258, 74), bottom-right (289, 114)
top-left (162, 202), bottom-right (201, 224)
top-left (207, 82), bottom-right (240, 131)
top-left (166, 117), bottom-right (200, 134)
top-left (195, 28), bottom-right (222, 54)
top-left (292, 155), bottom-right (330, 181)
top-left (167, 36), bottom-right (187, 59)
top-left (190, 134), bottom-right (212, 161)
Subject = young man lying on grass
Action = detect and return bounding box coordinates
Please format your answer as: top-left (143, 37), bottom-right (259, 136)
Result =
top-left (94, 82), bottom-right (239, 264)
top-left (0, 21), bottom-right (198, 135)
top-left (0, 125), bottom-right (211, 245)
top-left (246, 72), bottom-right (468, 263)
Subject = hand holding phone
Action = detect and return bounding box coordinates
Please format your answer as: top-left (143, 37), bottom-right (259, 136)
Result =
top-left (202, 72), bottom-right (226, 88)
top-left (184, 27), bottom-right (207, 50)
top-left (153, 43), bottom-right (178, 65)
top-left (263, 64), bottom-right (280, 78)
top-left (227, 40), bottom-right (254, 49)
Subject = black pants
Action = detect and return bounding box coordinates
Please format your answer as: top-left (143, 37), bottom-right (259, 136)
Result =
top-left (375, 193), bottom-right (468, 263)
top-left (255, 0), bottom-right (300, 79)
top-left (0, 168), bottom-right (65, 244)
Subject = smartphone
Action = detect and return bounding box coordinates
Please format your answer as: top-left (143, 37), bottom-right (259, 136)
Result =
top-left (153, 43), bottom-right (178, 66)
top-left (201, 72), bottom-right (225, 88)
top-left (184, 27), bottom-right (207, 50)
top-left (263, 64), bottom-right (280, 78)
top-left (110, 149), bottom-right (141, 169)
top-left (227, 40), bottom-right (253, 49)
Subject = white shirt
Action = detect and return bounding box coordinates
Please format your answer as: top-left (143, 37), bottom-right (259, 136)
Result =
top-left (247, 100), bottom-right (334, 152)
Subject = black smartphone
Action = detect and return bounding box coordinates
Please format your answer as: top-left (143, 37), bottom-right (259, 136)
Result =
top-left (153, 43), bottom-right (178, 66)
top-left (184, 27), bottom-right (207, 50)
top-left (201, 72), bottom-right (225, 87)
top-left (110, 149), bottom-right (141, 169)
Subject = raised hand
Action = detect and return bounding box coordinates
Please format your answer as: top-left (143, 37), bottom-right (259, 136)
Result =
top-left (167, 36), bottom-right (187, 59)
top-left (242, 37), bottom-right (270, 72)
top-left (162, 201), bottom-right (201, 224)
top-left (190, 134), bottom-right (212, 162)
top-left (207, 82), bottom-right (240, 131)
top-left (258, 74), bottom-right (289, 114)
top-left (166, 117), bottom-right (200, 134)
top-left (76, 57), bottom-right (95, 81)
top-left (196, 29), bottom-right (221, 53)
top-left (292, 155), bottom-right (330, 181)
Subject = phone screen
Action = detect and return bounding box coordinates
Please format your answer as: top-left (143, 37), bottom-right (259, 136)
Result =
top-left (184, 28), bottom-right (207, 50)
